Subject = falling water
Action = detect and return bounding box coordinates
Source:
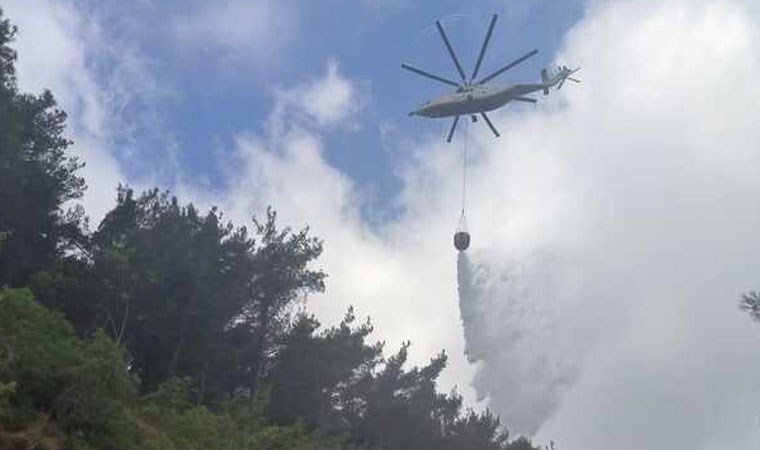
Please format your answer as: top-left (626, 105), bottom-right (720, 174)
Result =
top-left (456, 249), bottom-right (581, 436)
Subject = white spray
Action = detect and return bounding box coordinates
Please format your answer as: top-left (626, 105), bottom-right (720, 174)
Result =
top-left (456, 249), bottom-right (585, 436)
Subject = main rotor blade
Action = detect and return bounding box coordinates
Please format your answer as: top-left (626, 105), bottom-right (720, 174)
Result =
top-left (436, 20), bottom-right (467, 84)
top-left (513, 96), bottom-right (537, 103)
top-left (477, 49), bottom-right (538, 85)
top-left (470, 14), bottom-right (498, 82)
top-left (401, 63), bottom-right (461, 88)
top-left (567, 77), bottom-right (581, 83)
top-left (481, 112), bottom-right (500, 137)
top-left (447, 115), bottom-right (460, 143)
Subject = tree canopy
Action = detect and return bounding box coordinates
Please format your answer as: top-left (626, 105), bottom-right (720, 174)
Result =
top-left (0, 8), bottom-right (544, 450)
top-left (0, 8), bottom-right (86, 288)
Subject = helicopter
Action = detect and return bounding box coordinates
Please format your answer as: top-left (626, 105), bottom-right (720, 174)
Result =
top-left (403, 14), bottom-right (580, 142)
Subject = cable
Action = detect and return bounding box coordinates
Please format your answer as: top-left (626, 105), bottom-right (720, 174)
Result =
top-left (461, 116), bottom-right (470, 220)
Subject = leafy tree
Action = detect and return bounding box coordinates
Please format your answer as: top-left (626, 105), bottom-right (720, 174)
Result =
top-left (0, 10), bottom-right (548, 448)
top-left (30, 257), bottom-right (102, 337)
top-left (0, 381), bottom-right (15, 416)
top-left (345, 343), bottom-right (456, 449)
top-left (0, 288), bottom-right (82, 422)
top-left (235, 207), bottom-right (326, 405)
top-left (268, 308), bottom-right (538, 450)
top-left (53, 330), bottom-right (136, 432)
top-left (0, 288), bottom-right (140, 450)
top-left (267, 308), bottom-right (382, 431)
top-left (0, 7), bottom-right (86, 288)
top-left (135, 377), bottom-right (351, 450)
top-left (85, 187), bottom-right (256, 396)
top-left (39, 187), bottom-right (325, 405)
top-left (442, 410), bottom-right (511, 450)
top-left (247, 423), bottom-right (349, 450)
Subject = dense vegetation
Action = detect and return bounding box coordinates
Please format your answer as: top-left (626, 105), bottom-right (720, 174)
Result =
top-left (0, 8), bottom-right (541, 449)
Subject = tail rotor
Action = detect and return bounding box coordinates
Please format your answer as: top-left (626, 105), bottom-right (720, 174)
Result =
top-left (557, 65), bottom-right (581, 90)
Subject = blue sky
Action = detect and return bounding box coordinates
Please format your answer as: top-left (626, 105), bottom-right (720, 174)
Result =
top-left (70, 0), bottom-right (584, 214)
top-left (7, 0), bottom-right (760, 448)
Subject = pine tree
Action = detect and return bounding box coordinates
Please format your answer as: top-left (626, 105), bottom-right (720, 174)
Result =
top-left (0, 8), bottom-right (86, 287)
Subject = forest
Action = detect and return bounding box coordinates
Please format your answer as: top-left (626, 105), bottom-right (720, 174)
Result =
top-left (0, 9), bottom-right (542, 450)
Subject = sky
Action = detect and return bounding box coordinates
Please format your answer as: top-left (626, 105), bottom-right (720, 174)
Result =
top-left (5, 0), bottom-right (760, 448)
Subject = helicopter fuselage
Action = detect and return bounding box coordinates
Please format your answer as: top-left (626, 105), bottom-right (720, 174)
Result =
top-left (409, 81), bottom-right (548, 118)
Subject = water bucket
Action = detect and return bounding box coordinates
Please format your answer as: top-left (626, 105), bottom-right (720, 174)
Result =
top-left (454, 231), bottom-right (470, 251)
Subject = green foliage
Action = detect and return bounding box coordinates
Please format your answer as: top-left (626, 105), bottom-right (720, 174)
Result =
top-left (0, 288), bottom-right (81, 421)
top-left (507, 437), bottom-right (540, 450)
top-left (269, 309), bottom-right (535, 450)
top-left (0, 7), bottom-right (18, 88)
top-left (0, 9), bottom-right (545, 450)
top-left (442, 409), bottom-right (510, 450)
top-left (267, 308), bottom-right (382, 431)
top-left (0, 381), bottom-right (16, 415)
top-left (143, 405), bottom-right (237, 450)
top-left (130, 378), bottom-right (349, 450)
top-left (0, 288), bottom-right (537, 449)
top-left (37, 187), bottom-right (327, 403)
top-left (247, 423), bottom-right (349, 450)
top-left (53, 330), bottom-right (137, 432)
top-left (231, 206), bottom-right (327, 403)
top-left (141, 377), bottom-right (195, 415)
top-left (0, 7), bottom-right (85, 288)
top-left (30, 259), bottom-right (102, 336)
top-left (0, 288), bottom-right (137, 447)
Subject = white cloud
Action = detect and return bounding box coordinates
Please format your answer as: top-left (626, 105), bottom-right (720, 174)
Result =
top-left (269, 59), bottom-right (364, 133)
top-left (5, 0), bottom-right (175, 225)
top-left (9, 0), bottom-right (760, 447)
top-left (525, 1), bottom-right (760, 447)
top-left (299, 60), bottom-right (360, 127)
top-left (181, 125), bottom-right (471, 392)
top-left (452, 0), bottom-right (760, 444)
top-left (201, 0), bottom-right (760, 448)
top-left (174, 0), bottom-right (296, 61)
top-left (175, 56), bottom-right (479, 403)
top-left (4, 0), bottom-right (128, 223)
